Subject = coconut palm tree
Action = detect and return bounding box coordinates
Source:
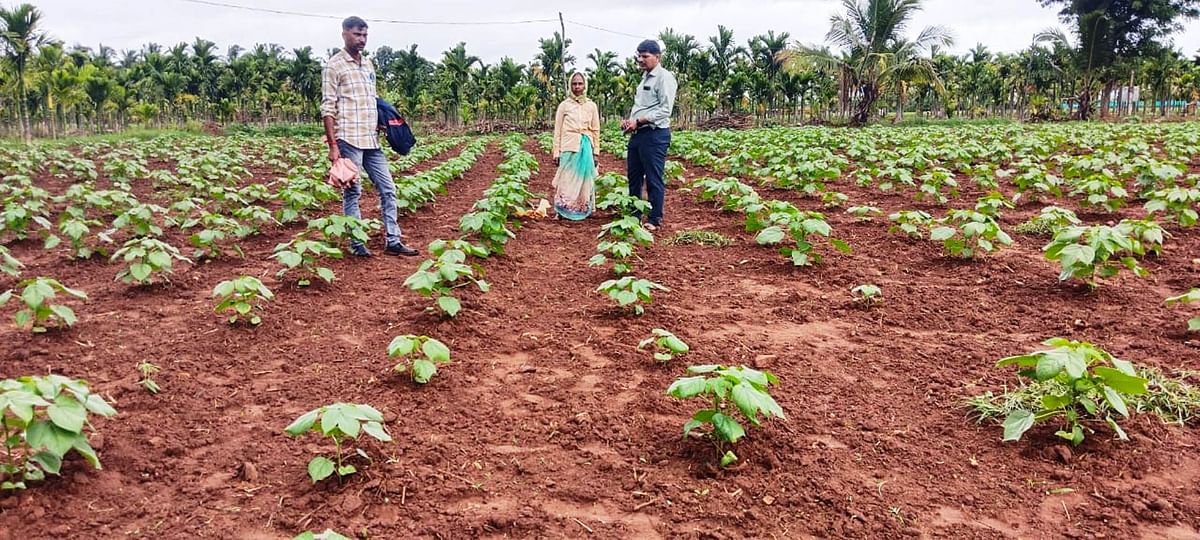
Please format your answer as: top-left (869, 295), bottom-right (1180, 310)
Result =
top-left (782, 0), bottom-right (952, 125)
top-left (0, 3), bottom-right (50, 141)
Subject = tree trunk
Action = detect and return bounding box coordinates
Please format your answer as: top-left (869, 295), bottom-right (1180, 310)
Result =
top-left (852, 83), bottom-right (877, 126)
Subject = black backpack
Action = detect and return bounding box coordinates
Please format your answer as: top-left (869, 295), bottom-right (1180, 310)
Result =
top-left (376, 97), bottom-right (416, 155)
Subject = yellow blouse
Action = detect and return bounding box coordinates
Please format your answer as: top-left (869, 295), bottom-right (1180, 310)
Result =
top-left (552, 98), bottom-right (601, 158)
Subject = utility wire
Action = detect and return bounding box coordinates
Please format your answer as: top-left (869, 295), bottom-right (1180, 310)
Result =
top-left (174, 1), bottom-right (655, 45)
top-left (564, 19), bottom-right (647, 40)
top-left (176, 0), bottom-right (559, 26)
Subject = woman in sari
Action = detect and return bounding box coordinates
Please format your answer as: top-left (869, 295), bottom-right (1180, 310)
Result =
top-left (551, 72), bottom-right (601, 220)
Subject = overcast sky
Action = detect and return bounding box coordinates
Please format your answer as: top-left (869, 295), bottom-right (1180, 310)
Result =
top-left (31, 0), bottom-right (1200, 65)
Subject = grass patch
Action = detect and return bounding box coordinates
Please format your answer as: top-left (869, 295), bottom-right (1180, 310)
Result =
top-left (968, 367), bottom-right (1200, 426)
top-left (666, 230), bottom-right (733, 247)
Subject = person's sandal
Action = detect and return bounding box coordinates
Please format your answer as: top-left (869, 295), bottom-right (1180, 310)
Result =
top-left (645, 223), bottom-right (659, 232)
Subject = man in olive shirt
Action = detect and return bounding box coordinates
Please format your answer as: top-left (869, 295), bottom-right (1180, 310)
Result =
top-left (621, 39), bottom-right (677, 231)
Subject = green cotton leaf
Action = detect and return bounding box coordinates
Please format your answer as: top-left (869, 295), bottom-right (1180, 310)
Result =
top-left (147, 250), bottom-right (172, 269)
top-left (1106, 416), bottom-right (1130, 441)
top-left (129, 263), bottom-right (152, 282)
top-left (411, 359), bottom-right (438, 384)
top-left (336, 411), bottom-right (361, 438)
top-left (437, 296), bottom-right (462, 317)
top-left (48, 395), bottom-right (87, 433)
top-left (1110, 358), bottom-right (1137, 377)
top-left (830, 238), bottom-right (852, 254)
top-left (307, 456), bottom-right (335, 483)
top-left (83, 393), bottom-right (116, 417)
top-left (337, 464), bottom-right (357, 477)
top-left (666, 376), bottom-right (707, 399)
top-left (1001, 410), bottom-right (1035, 442)
top-left (663, 336), bottom-right (689, 354)
top-left (719, 450), bottom-right (738, 467)
top-left (21, 284), bottom-right (46, 309)
top-left (682, 419), bottom-right (705, 438)
top-left (996, 353), bottom-right (1040, 369)
top-left (315, 267), bottom-right (336, 283)
top-left (755, 226), bottom-right (786, 245)
top-left (49, 305), bottom-right (77, 327)
top-left (276, 251), bottom-right (302, 268)
top-left (711, 413), bottom-right (746, 444)
top-left (706, 377), bottom-right (733, 400)
top-left (26, 420), bottom-right (75, 457)
top-left (422, 338), bottom-right (451, 363)
top-left (362, 421), bottom-right (392, 442)
top-left (930, 226), bottom-right (957, 241)
top-left (1189, 318), bottom-right (1200, 332)
top-left (319, 407), bottom-right (343, 436)
top-left (1093, 367), bottom-right (1148, 395)
top-left (387, 335), bottom-right (417, 357)
top-left (1057, 243), bottom-right (1096, 268)
top-left (213, 280), bottom-right (236, 298)
top-left (1034, 352), bottom-right (1068, 381)
top-left (72, 437), bottom-right (102, 469)
top-left (1041, 393), bottom-right (1071, 411)
top-left (731, 381), bottom-right (785, 423)
top-left (1102, 386), bottom-right (1130, 417)
top-left (30, 451), bottom-right (64, 475)
top-left (285, 409), bottom-right (320, 436)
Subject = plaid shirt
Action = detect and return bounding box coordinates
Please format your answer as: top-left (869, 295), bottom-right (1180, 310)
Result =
top-left (321, 49), bottom-right (380, 150)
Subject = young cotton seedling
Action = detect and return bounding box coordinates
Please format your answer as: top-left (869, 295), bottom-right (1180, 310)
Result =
top-left (272, 238), bottom-right (342, 287)
top-left (928, 210), bottom-right (1013, 259)
top-left (403, 239), bottom-right (490, 317)
top-left (136, 362), bottom-right (161, 394)
top-left (284, 403), bottom-right (392, 483)
top-left (851, 284), bottom-right (882, 307)
top-left (845, 206), bottom-right (882, 222)
top-left (667, 365), bottom-right (785, 467)
top-left (638, 329), bottom-right (689, 363)
top-left (1165, 289), bottom-right (1200, 332)
top-left (596, 276), bottom-right (668, 315)
top-left (212, 276), bottom-right (274, 325)
top-left (111, 237), bottom-right (190, 285)
top-left (0, 277), bottom-right (87, 333)
top-left (994, 338), bottom-right (1148, 446)
top-left (388, 335), bottom-right (451, 384)
top-left (1043, 220), bottom-right (1166, 288)
top-left (0, 375), bottom-right (117, 490)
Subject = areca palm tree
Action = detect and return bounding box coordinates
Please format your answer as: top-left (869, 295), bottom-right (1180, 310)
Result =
top-left (0, 3), bottom-right (50, 141)
top-left (783, 0), bottom-right (952, 125)
top-left (440, 42), bottom-right (479, 125)
top-left (708, 25), bottom-right (745, 86)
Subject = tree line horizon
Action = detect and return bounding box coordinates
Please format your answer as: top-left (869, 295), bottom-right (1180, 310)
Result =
top-left (2, 0), bottom-right (1200, 140)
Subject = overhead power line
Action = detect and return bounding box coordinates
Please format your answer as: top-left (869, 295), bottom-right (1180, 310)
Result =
top-left (565, 19), bottom-right (647, 40)
top-left (174, 0), bottom-right (655, 45)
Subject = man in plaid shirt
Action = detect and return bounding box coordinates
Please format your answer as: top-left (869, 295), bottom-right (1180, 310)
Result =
top-left (321, 16), bottom-right (418, 257)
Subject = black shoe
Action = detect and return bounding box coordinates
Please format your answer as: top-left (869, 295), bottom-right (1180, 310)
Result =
top-left (350, 244), bottom-right (373, 257)
top-left (385, 243), bottom-right (419, 257)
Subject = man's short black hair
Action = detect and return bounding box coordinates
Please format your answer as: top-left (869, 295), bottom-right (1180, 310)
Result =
top-left (636, 39), bottom-right (662, 55)
top-left (342, 16), bottom-right (368, 31)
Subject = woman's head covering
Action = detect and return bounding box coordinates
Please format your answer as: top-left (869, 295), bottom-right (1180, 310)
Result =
top-left (567, 71), bottom-right (589, 103)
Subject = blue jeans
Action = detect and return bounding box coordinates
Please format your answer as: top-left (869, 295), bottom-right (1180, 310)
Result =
top-left (337, 140), bottom-right (401, 246)
top-left (626, 127), bottom-right (671, 225)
